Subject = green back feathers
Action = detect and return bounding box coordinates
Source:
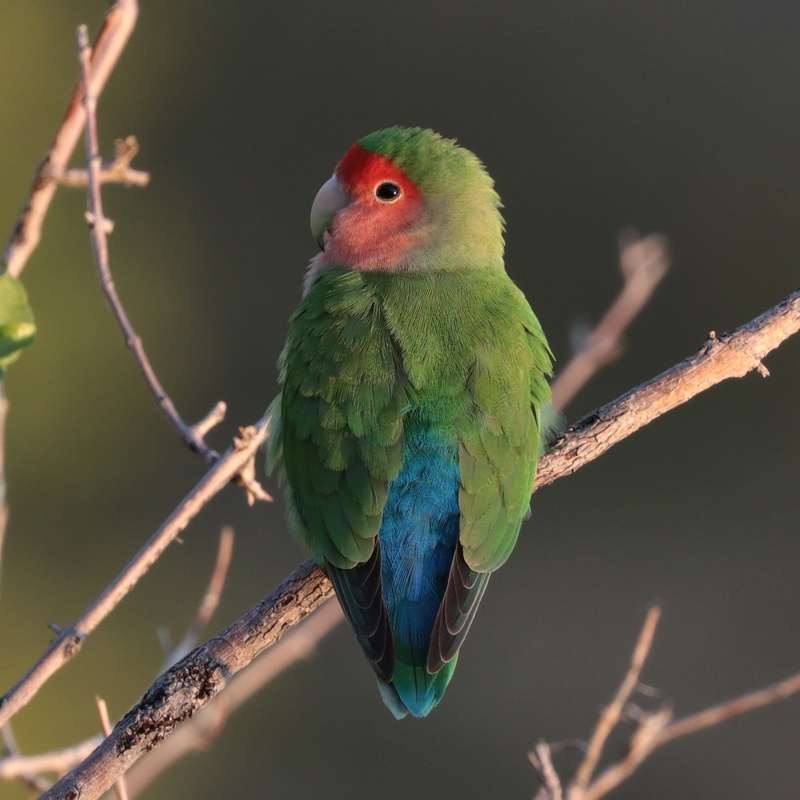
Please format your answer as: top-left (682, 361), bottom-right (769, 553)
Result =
top-left (278, 265), bottom-right (553, 574)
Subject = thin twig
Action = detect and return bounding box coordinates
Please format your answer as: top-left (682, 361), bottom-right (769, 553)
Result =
top-left (39, 560), bottom-right (334, 800)
top-left (577, 672), bottom-right (800, 800)
top-left (127, 600), bottom-right (343, 797)
top-left (658, 669), bottom-right (800, 746)
top-left (95, 697), bottom-right (128, 800)
top-left (530, 741), bottom-right (563, 800)
top-left (0, 420), bottom-right (268, 729)
top-left (550, 229), bottom-right (670, 410)
top-left (571, 606), bottom-right (661, 790)
top-left (192, 401), bottom-right (228, 440)
top-left (578, 706), bottom-right (673, 800)
top-left (76, 26), bottom-right (223, 464)
top-left (536, 288), bottom-right (800, 490)
top-left (52, 136), bottom-right (150, 188)
top-left (0, 736), bottom-right (101, 784)
top-left (1, 722), bottom-right (52, 793)
top-left (162, 526), bottom-right (235, 670)
top-left (526, 615), bottom-right (800, 800)
top-left (2, 0), bottom-right (139, 278)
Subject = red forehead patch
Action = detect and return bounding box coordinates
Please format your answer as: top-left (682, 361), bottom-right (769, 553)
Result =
top-left (335, 144), bottom-right (418, 200)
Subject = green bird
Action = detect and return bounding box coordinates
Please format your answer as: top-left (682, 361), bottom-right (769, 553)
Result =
top-left (267, 127), bottom-right (553, 718)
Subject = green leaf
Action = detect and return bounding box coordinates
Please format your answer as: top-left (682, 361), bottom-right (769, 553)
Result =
top-left (0, 273), bottom-right (36, 375)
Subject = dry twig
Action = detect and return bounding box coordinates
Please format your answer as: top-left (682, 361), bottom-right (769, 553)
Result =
top-left (2, 0), bottom-right (140, 278)
top-left (1, 723), bottom-right (51, 793)
top-left (127, 599), bottom-right (343, 796)
top-left (528, 608), bottom-right (800, 800)
top-left (0, 421), bottom-right (268, 730)
top-left (161, 526), bottom-right (235, 670)
top-left (76, 26), bottom-right (224, 464)
top-left (530, 741), bottom-right (563, 800)
top-left (550, 229), bottom-right (670, 410)
top-left (0, 736), bottom-right (100, 785)
top-left (536, 288), bottom-right (800, 490)
top-left (51, 136), bottom-right (150, 189)
top-left (35, 288), bottom-right (800, 800)
top-left (572, 606), bottom-right (662, 790)
top-left (95, 698), bottom-right (128, 800)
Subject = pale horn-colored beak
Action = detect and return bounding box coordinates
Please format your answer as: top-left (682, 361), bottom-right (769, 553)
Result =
top-left (310, 175), bottom-right (348, 251)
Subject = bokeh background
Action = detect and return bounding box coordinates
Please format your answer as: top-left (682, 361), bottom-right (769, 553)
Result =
top-left (1, 2), bottom-right (799, 798)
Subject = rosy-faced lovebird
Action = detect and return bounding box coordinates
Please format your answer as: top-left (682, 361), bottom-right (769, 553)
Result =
top-left (267, 127), bottom-right (553, 719)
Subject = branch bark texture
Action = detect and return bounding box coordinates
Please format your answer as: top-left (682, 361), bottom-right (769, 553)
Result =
top-left (537, 288), bottom-right (800, 489)
top-left (38, 288), bottom-right (800, 800)
top-left (39, 561), bottom-right (333, 800)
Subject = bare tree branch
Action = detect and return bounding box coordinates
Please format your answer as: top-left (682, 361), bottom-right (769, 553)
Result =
top-left (536, 287), bottom-right (800, 490)
top-left (1, 722), bottom-right (52, 793)
top-left (39, 560), bottom-right (334, 800)
top-left (160, 526), bottom-right (235, 670)
top-left (657, 670), bottom-right (800, 746)
top-left (76, 25), bottom-right (224, 464)
top-left (95, 697), bottom-right (128, 800)
top-left (550, 229), bottom-right (670, 410)
top-left (529, 608), bottom-right (800, 800)
top-left (51, 136), bottom-right (150, 189)
top-left (572, 606), bottom-right (662, 790)
top-left (0, 421), bottom-right (267, 730)
top-left (0, 736), bottom-right (100, 785)
top-left (127, 599), bottom-right (343, 797)
top-left (35, 288), bottom-right (800, 800)
top-left (2, 0), bottom-right (140, 278)
top-left (530, 741), bottom-right (563, 800)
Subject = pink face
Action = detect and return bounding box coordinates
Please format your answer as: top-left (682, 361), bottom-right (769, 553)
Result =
top-left (314, 145), bottom-right (426, 271)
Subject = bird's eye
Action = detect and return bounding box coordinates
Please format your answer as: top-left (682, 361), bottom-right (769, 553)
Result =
top-left (374, 181), bottom-right (402, 202)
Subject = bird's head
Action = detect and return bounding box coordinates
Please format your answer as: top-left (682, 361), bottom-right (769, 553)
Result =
top-left (309, 127), bottom-right (505, 277)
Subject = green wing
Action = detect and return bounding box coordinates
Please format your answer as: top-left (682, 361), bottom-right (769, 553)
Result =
top-left (276, 267), bottom-right (408, 680)
top-left (428, 288), bottom-right (552, 672)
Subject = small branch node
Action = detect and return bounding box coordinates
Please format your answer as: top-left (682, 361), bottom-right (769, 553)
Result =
top-left (192, 402), bottom-right (228, 440)
top-left (234, 453), bottom-right (273, 506)
top-left (529, 741), bottom-right (563, 800)
top-left (83, 211), bottom-right (115, 234)
top-left (754, 360), bottom-right (771, 378)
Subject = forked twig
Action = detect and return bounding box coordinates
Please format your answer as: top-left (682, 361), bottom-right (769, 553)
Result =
top-left (76, 26), bottom-right (223, 464)
top-left (550, 229), bottom-right (670, 410)
top-left (572, 606), bottom-right (661, 790)
top-left (2, 0), bottom-right (140, 278)
top-left (51, 136), bottom-right (150, 188)
top-left (529, 608), bottom-right (800, 800)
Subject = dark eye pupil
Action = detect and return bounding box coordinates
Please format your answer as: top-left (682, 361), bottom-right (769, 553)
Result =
top-left (375, 182), bottom-right (401, 201)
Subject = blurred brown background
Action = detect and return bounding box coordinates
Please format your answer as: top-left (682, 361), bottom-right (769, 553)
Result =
top-left (1, 2), bottom-right (798, 798)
